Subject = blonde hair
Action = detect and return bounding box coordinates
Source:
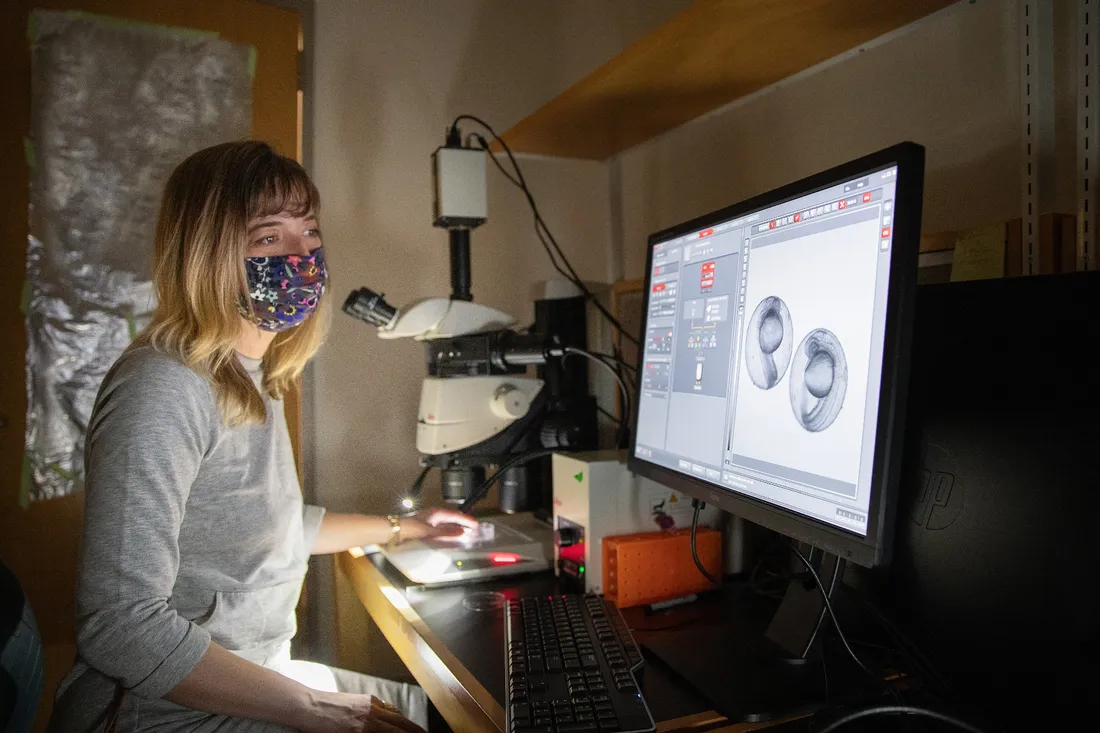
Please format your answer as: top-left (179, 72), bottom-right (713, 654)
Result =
top-left (133, 140), bottom-right (330, 425)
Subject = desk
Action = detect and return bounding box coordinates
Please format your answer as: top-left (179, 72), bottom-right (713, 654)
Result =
top-left (338, 551), bottom-right (810, 733)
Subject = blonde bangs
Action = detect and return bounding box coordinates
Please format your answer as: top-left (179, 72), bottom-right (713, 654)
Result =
top-left (135, 141), bottom-right (327, 426)
top-left (248, 153), bottom-right (320, 221)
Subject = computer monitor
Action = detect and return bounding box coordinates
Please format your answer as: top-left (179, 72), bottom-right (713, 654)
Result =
top-left (628, 143), bottom-right (924, 568)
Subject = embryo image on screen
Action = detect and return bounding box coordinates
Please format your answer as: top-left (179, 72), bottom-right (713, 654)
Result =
top-left (789, 328), bottom-right (848, 432)
top-left (729, 211), bottom-right (880, 487)
top-left (745, 296), bottom-right (793, 390)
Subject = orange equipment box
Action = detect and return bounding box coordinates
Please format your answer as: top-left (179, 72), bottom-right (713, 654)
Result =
top-left (602, 527), bottom-right (722, 609)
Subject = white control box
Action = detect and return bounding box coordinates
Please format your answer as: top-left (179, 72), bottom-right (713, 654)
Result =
top-left (552, 451), bottom-right (721, 594)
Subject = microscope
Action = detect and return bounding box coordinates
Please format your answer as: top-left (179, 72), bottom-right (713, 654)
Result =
top-left (342, 124), bottom-right (599, 520)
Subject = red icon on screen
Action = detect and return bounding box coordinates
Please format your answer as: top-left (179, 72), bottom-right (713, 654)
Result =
top-left (881, 227), bottom-right (891, 238)
top-left (863, 192), bottom-right (872, 203)
top-left (793, 213), bottom-right (801, 223)
top-left (769, 221), bottom-right (776, 229)
top-left (653, 283), bottom-right (666, 293)
top-left (699, 228), bottom-right (714, 238)
top-left (701, 262), bottom-right (715, 290)
top-left (838, 200), bottom-right (847, 209)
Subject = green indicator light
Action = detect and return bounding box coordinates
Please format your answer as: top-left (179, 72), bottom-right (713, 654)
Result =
top-left (579, 565), bottom-right (585, 573)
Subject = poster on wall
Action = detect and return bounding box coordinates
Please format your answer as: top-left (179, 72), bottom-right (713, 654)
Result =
top-left (24, 11), bottom-right (252, 501)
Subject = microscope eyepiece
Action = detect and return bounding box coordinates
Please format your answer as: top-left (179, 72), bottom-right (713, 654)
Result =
top-left (342, 287), bottom-right (398, 329)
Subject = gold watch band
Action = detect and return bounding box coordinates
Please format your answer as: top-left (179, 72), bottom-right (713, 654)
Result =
top-left (385, 515), bottom-right (402, 544)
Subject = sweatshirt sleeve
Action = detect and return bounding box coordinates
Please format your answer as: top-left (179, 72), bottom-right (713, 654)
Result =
top-left (75, 351), bottom-right (215, 699)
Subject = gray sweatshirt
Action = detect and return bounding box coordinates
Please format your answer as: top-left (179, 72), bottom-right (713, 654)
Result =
top-left (51, 346), bottom-right (324, 727)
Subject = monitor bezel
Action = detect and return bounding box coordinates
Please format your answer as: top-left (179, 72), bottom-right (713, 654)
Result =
top-left (627, 142), bottom-right (924, 568)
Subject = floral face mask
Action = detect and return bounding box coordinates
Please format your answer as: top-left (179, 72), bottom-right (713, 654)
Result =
top-left (238, 247), bottom-right (327, 331)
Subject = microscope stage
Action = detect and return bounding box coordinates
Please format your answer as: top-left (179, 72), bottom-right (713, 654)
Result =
top-left (375, 512), bottom-right (552, 587)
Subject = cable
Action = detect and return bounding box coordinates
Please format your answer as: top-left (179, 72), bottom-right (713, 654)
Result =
top-left (851, 590), bottom-right (954, 698)
top-left (401, 465), bottom-right (433, 512)
top-left (747, 534), bottom-right (803, 599)
top-left (801, 548), bottom-right (843, 659)
top-left (788, 545), bottom-right (884, 688)
top-left (456, 403), bottom-right (554, 510)
top-left (473, 131), bottom-right (571, 279)
top-left (456, 116), bottom-right (639, 346)
top-left (608, 343), bottom-right (634, 446)
top-left (591, 349), bottom-right (636, 441)
top-left (791, 547), bottom-right (905, 708)
top-left (460, 118), bottom-right (580, 278)
top-left (587, 350), bottom-right (637, 373)
top-left (465, 127), bottom-right (573, 275)
top-left (393, 466), bottom-right (433, 517)
top-left (815, 705), bottom-right (986, 733)
top-left (468, 132), bottom-right (569, 278)
top-left (457, 449), bottom-right (556, 514)
top-left (780, 556), bottom-right (960, 725)
top-left (562, 346), bottom-right (630, 449)
top-left (689, 500), bottom-right (719, 586)
top-left (591, 350), bottom-right (636, 437)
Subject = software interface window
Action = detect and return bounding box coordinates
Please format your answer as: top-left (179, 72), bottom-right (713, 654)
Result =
top-left (635, 167), bottom-right (899, 535)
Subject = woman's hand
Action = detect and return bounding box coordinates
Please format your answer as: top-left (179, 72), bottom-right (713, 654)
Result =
top-left (312, 511), bottom-right (479, 554)
top-left (302, 692), bottom-right (425, 733)
top-left (400, 507), bottom-right (479, 542)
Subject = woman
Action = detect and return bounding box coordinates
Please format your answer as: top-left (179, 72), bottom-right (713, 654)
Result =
top-left (49, 141), bottom-right (474, 733)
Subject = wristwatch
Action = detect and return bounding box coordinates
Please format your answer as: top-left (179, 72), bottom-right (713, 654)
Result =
top-left (385, 515), bottom-right (402, 544)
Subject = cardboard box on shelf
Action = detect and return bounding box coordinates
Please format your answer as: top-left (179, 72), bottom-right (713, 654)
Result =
top-left (921, 214), bottom-right (1078, 282)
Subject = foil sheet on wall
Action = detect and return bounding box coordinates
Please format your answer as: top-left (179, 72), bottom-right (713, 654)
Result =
top-left (25, 11), bottom-right (252, 501)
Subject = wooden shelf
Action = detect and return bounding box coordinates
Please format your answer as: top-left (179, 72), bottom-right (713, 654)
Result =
top-left (498, 0), bottom-right (956, 160)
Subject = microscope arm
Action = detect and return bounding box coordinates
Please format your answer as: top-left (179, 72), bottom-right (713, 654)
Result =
top-left (377, 298), bottom-right (516, 340)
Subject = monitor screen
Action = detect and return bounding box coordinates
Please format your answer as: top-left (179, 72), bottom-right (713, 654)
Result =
top-left (631, 147), bottom-right (920, 558)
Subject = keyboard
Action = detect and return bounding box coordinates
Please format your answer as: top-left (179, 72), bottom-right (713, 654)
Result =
top-left (505, 594), bottom-right (655, 733)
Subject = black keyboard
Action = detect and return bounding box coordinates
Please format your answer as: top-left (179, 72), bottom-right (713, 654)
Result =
top-left (504, 594), bottom-right (655, 733)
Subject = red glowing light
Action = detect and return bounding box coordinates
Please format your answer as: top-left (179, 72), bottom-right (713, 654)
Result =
top-left (489, 552), bottom-right (520, 564)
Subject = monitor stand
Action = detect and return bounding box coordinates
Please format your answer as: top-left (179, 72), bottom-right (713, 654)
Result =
top-left (642, 551), bottom-right (867, 723)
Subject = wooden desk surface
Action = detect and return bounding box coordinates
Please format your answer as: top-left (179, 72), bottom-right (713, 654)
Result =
top-left (338, 551), bottom-right (811, 733)
top-left (338, 550), bottom-right (506, 731)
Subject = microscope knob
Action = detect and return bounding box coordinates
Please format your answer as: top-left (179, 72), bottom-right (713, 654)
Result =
top-left (491, 384), bottom-right (531, 419)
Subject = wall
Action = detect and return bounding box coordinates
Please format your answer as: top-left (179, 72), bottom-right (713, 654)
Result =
top-left (617, 0), bottom-right (1079, 279)
top-left (308, 0), bottom-right (663, 675)
top-left (305, 0), bottom-right (1067, 680)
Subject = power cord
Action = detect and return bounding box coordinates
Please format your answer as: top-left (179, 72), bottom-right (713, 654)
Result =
top-left (584, 350), bottom-right (637, 374)
top-left (588, 349), bottom-right (637, 434)
top-left (787, 548), bottom-right (979, 732)
top-left (453, 115), bottom-right (639, 347)
top-left (608, 345), bottom-right (635, 446)
top-left (788, 545), bottom-right (903, 706)
top-left (457, 449), bottom-right (556, 514)
top-left (748, 535), bottom-right (809, 600)
top-left (561, 347), bottom-right (630, 449)
top-left (814, 704), bottom-right (987, 733)
top-left (848, 588), bottom-right (954, 699)
top-left (689, 499), bottom-right (719, 586)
